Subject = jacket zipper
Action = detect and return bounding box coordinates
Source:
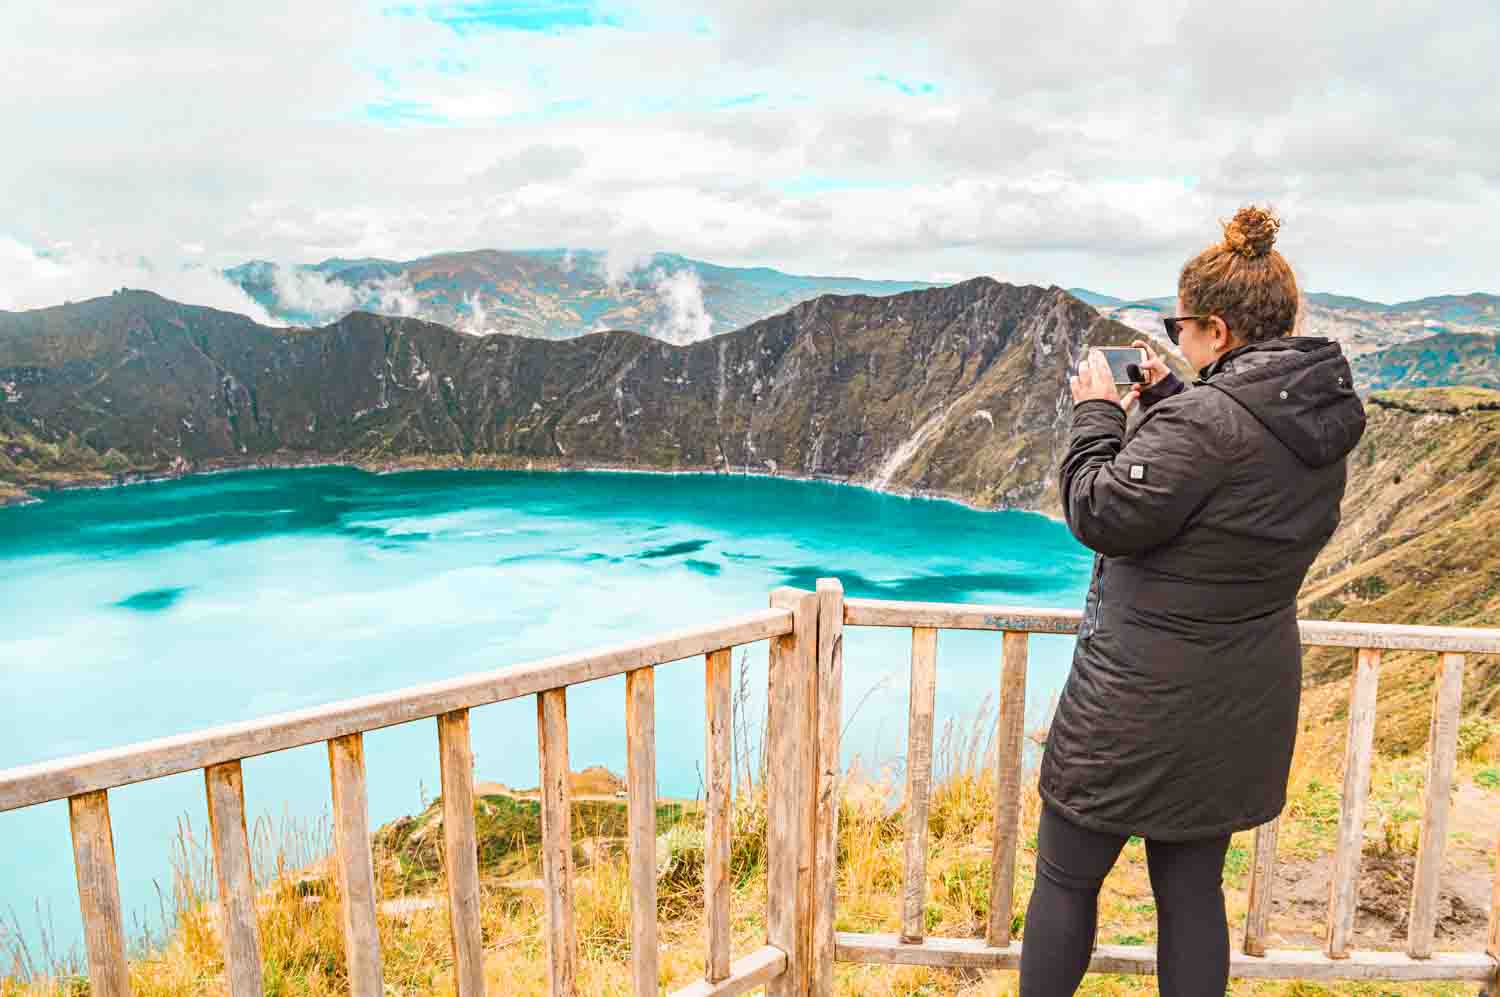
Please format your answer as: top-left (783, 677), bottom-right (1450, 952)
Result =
top-left (1083, 555), bottom-right (1104, 639)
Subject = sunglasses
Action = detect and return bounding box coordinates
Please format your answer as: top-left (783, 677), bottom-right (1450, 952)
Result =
top-left (1161, 314), bottom-right (1209, 346)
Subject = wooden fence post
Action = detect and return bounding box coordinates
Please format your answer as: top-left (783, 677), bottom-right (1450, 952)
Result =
top-left (68, 790), bottom-right (130, 997)
top-left (436, 710), bottom-right (486, 997)
top-left (986, 631), bottom-right (1028, 948)
top-left (813, 577), bottom-right (845, 994)
top-left (537, 688), bottom-right (578, 996)
top-left (704, 647), bottom-right (734, 984)
top-left (1408, 653), bottom-right (1465, 959)
top-left (1326, 648), bottom-right (1381, 959)
top-left (766, 586), bottom-right (818, 996)
top-left (900, 627), bottom-right (938, 944)
top-left (205, 761), bottom-right (264, 997)
top-left (327, 734), bottom-right (383, 997)
top-left (1243, 818), bottom-right (1280, 957)
top-left (625, 667), bottom-right (659, 997)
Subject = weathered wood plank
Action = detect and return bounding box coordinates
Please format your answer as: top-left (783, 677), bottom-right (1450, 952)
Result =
top-left (812, 577), bottom-right (845, 995)
top-left (666, 945), bottom-right (787, 997)
top-left (1408, 652), bottom-right (1465, 959)
top-left (844, 599), bottom-right (1081, 634)
top-left (1327, 648), bottom-right (1382, 960)
top-left (834, 932), bottom-right (1498, 980)
top-left (68, 790), bottom-right (130, 997)
top-left (327, 733), bottom-right (383, 997)
top-left (704, 647), bottom-right (733, 984)
top-left (436, 710), bottom-right (485, 997)
top-left (841, 598), bottom-right (1500, 653)
top-left (986, 630), bottom-right (1028, 947)
top-left (625, 668), bottom-right (659, 997)
top-left (900, 626), bottom-right (938, 944)
top-left (765, 586), bottom-right (818, 997)
top-left (1243, 818), bottom-right (1280, 958)
top-left (537, 687), bottom-right (577, 995)
top-left (1488, 810), bottom-right (1500, 961)
top-left (0, 609), bottom-right (791, 813)
top-left (205, 762), bottom-right (264, 997)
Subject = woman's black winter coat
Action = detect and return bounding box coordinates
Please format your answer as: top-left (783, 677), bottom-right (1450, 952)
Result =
top-left (1038, 336), bottom-right (1368, 840)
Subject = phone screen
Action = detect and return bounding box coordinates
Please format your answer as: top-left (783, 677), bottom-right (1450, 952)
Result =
top-left (1098, 347), bottom-right (1147, 385)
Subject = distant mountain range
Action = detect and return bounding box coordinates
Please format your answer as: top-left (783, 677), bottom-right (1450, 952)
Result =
top-left (1067, 287), bottom-right (1500, 392)
top-left (0, 280), bottom-right (1162, 511)
top-left (1068, 287), bottom-right (1500, 360)
top-left (1350, 332), bottom-right (1500, 391)
top-left (226, 250), bottom-right (940, 345)
top-left (224, 251), bottom-right (1500, 391)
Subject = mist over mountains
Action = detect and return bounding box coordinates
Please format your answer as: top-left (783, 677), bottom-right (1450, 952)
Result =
top-left (225, 249), bottom-right (939, 345)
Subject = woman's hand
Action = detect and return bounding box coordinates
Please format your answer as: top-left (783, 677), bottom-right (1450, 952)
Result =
top-left (1132, 339), bottom-right (1170, 386)
top-left (1122, 338), bottom-right (1171, 410)
top-left (1070, 350), bottom-right (1121, 406)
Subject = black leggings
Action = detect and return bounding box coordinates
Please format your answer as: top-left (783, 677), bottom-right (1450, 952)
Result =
top-left (1018, 804), bottom-right (1232, 996)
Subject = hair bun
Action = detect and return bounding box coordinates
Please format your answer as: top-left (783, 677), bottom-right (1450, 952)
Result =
top-left (1221, 205), bottom-right (1280, 259)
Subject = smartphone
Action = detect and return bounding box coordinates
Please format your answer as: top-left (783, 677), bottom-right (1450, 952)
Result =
top-left (1097, 347), bottom-right (1148, 386)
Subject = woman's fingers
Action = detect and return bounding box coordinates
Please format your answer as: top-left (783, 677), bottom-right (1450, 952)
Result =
top-left (1090, 350), bottom-right (1113, 385)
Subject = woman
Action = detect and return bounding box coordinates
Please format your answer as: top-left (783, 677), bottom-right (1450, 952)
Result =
top-left (1021, 206), bottom-right (1367, 994)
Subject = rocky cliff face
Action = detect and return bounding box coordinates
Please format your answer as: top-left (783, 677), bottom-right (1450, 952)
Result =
top-left (0, 279), bottom-right (1152, 511)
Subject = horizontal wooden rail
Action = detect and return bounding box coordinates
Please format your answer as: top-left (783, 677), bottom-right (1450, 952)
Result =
top-left (842, 597), bottom-right (1500, 652)
top-left (844, 599), bottom-right (1082, 634)
top-left (0, 608), bottom-right (790, 812)
top-left (666, 945), bottom-right (787, 996)
top-left (836, 933), bottom-right (1499, 981)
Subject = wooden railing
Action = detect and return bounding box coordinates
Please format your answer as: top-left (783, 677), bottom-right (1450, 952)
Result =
top-left (2, 578), bottom-right (1499, 993)
top-left (831, 586), bottom-right (1500, 988)
top-left (0, 591), bottom-right (817, 997)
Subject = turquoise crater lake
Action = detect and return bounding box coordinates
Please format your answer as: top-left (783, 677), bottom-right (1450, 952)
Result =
top-left (0, 467), bottom-right (1091, 955)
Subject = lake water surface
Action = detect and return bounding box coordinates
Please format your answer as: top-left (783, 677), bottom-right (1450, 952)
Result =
top-left (0, 467), bottom-right (1090, 957)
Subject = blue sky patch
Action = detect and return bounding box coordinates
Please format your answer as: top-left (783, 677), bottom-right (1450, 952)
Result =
top-left (773, 174), bottom-right (907, 195)
top-left (869, 73), bottom-right (939, 96)
top-left (363, 99), bottom-right (448, 124)
top-left (715, 92), bottom-right (767, 109)
top-left (386, 2), bottom-right (625, 35)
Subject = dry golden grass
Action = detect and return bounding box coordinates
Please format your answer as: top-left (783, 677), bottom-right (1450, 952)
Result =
top-left (5, 709), bottom-right (1495, 996)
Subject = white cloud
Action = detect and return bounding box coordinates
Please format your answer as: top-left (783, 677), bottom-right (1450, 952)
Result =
top-left (648, 266), bottom-right (713, 343)
top-left (365, 273), bottom-right (423, 318)
top-left (0, 236), bottom-right (279, 322)
top-left (461, 290), bottom-right (491, 335)
top-left (270, 266), bottom-right (358, 317)
top-left (0, 0), bottom-right (1496, 307)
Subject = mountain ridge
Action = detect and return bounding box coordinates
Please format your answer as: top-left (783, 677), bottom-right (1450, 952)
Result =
top-left (0, 279), bottom-right (1161, 512)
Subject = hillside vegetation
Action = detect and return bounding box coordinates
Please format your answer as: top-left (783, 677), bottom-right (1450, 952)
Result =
top-left (1352, 333), bottom-right (1500, 392)
top-left (1298, 387), bottom-right (1500, 754)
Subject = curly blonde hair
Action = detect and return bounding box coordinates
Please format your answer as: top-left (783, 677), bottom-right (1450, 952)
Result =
top-left (1178, 205), bottom-right (1299, 344)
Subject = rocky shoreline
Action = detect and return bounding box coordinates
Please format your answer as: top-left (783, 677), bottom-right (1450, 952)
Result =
top-left (0, 450), bottom-right (1067, 522)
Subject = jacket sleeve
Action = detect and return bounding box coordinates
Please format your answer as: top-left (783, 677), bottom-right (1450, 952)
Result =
top-left (1062, 397), bottom-right (1233, 557)
top-left (1137, 371), bottom-right (1186, 411)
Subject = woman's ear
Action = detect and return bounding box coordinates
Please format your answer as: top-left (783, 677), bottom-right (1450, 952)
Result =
top-left (1211, 315), bottom-right (1234, 350)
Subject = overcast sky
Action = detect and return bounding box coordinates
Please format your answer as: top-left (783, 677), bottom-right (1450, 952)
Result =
top-left (3, 0), bottom-right (1497, 315)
